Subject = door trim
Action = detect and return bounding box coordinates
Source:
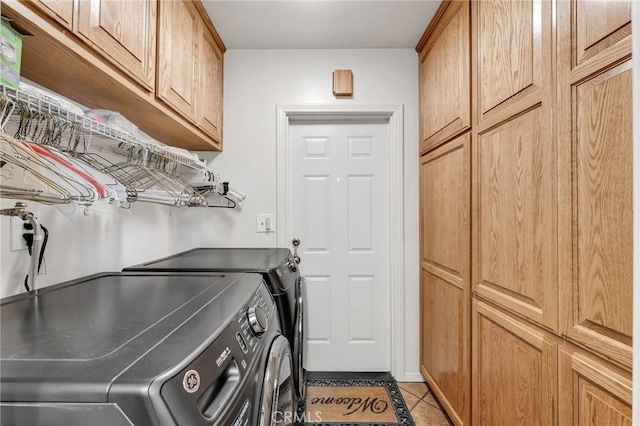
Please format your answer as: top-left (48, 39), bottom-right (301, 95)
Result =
top-left (276, 104), bottom-right (405, 378)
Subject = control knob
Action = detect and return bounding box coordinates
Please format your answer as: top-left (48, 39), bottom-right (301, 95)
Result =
top-left (247, 306), bottom-right (268, 337)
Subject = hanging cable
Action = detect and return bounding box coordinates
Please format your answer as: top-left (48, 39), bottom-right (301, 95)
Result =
top-left (22, 223), bottom-right (48, 292)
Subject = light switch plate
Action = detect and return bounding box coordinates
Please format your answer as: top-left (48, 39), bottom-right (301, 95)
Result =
top-left (256, 214), bottom-right (275, 233)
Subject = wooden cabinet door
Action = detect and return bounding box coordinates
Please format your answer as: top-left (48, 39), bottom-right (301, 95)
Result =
top-left (472, 0), bottom-right (558, 331)
top-left (474, 0), bottom-right (552, 126)
top-left (418, 1), bottom-right (470, 154)
top-left (77, 0), bottom-right (156, 90)
top-left (559, 346), bottom-right (632, 425)
top-left (557, 0), bottom-right (633, 370)
top-left (574, 0), bottom-right (632, 66)
top-left (157, 0), bottom-right (199, 122)
top-left (24, 0), bottom-right (73, 30)
top-left (420, 133), bottom-right (470, 425)
top-left (472, 300), bottom-right (557, 426)
top-left (197, 24), bottom-right (223, 142)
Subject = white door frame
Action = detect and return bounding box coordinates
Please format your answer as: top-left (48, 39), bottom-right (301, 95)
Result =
top-left (276, 104), bottom-right (405, 378)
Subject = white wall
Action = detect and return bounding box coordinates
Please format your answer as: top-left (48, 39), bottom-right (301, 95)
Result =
top-left (0, 48), bottom-right (420, 379)
top-left (182, 49), bottom-right (421, 380)
top-left (0, 199), bottom-right (181, 298)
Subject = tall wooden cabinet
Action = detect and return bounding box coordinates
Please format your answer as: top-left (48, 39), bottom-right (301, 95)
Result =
top-left (418, 0), bottom-right (633, 424)
top-left (419, 134), bottom-right (470, 425)
top-left (417, 3), bottom-right (471, 424)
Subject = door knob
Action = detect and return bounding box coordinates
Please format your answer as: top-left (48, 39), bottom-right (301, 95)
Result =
top-left (292, 238), bottom-right (301, 264)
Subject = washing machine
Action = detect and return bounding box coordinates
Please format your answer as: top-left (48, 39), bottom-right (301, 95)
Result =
top-left (0, 272), bottom-right (294, 426)
top-left (124, 247), bottom-right (306, 409)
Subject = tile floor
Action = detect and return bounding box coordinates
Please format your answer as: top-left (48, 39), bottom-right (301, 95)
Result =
top-left (397, 382), bottom-right (453, 426)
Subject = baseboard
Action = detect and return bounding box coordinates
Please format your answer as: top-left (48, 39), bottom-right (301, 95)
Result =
top-left (398, 372), bottom-right (425, 382)
top-left (306, 371), bottom-right (393, 380)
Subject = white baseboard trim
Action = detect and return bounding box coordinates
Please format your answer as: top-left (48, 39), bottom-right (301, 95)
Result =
top-left (398, 372), bottom-right (425, 383)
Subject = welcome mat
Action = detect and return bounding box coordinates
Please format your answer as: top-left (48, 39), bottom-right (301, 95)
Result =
top-left (299, 376), bottom-right (414, 425)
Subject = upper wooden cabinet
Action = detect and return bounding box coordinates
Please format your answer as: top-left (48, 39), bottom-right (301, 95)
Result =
top-left (77, 0), bottom-right (157, 91)
top-left (557, 0), bottom-right (633, 370)
top-left (197, 20), bottom-right (223, 142)
top-left (472, 0), bottom-right (558, 332)
top-left (157, 0), bottom-right (199, 122)
top-left (2, 0), bottom-right (225, 150)
top-left (157, 0), bottom-right (224, 144)
top-left (416, 1), bottom-right (470, 154)
top-left (24, 0), bottom-right (73, 30)
top-left (420, 133), bottom-right (470, 425)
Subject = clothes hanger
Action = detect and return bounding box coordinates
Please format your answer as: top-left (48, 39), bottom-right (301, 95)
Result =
top-left (0, 133), bottom-right (74, 203)
top-left (2, 133), bottom-right (97, 204)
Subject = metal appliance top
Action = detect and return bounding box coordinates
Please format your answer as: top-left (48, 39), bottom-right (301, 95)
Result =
top-left (1, 272), bottom-right (264, 403)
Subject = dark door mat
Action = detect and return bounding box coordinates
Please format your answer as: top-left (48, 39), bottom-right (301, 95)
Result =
top-left (296, 373), bottom-right (414, 425)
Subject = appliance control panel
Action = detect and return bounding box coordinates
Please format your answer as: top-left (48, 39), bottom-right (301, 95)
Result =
top-left (236, 281), bottom-right (275, 355)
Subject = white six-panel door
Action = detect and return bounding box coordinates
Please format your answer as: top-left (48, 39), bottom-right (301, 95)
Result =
top-left (290, 121), bottom-right (391, 371)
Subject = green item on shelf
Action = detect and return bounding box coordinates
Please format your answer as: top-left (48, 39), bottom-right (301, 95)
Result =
top-left (1, 18), bottom-right (23, 89)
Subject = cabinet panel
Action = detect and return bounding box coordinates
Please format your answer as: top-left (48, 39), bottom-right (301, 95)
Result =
top-left (197, 26), bottom-right (223, 142)
top-left (419, 134), bottom-right (470, 425)
top-left (575, 0), bottom-right (631, 66)
top-left (77, 0), bottom-right (156, 90)
top-left (472, 301), bottom-right (557, 426)
top-left (24, 0), bottom-right (73, 29)
top-left (419, 1), bottom-right (470, 153)
top-left (475, 0), bottom-right (550, 126)
top-left (420, 133), bottom-right (469, 275)
top-left (474, 106), bottom-right (557, 330)
top-left (564, 59), bottom-right (633, 368)
top-left (420, 271), bottom-right (467, 425)
top-left (559, 346), bottom-right (632, 425)
top-left (157, 0), bottom-right (199, 122)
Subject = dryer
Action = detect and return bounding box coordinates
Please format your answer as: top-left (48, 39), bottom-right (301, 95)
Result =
top-left (0, 272), bottom-right (294, 426)
top-left (124, 248), bottom-right (306, 409)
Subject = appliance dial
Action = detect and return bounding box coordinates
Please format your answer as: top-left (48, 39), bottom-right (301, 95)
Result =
top-left (247, 306), bottom-right (268, 337)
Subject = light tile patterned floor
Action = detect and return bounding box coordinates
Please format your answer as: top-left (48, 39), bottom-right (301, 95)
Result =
top-left (397, 382), bottom-right (453, 426)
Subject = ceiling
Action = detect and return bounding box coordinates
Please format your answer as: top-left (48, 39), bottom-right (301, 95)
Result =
top-left (201, 1), bottom-right (441, 49)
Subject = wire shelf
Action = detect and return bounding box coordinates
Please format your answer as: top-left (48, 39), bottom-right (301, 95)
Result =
top-left (0, 83), bottom-right (245, 207)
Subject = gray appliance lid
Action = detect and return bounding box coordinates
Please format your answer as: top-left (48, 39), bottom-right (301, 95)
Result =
top-left (123, 248), bottom-right (292, 273)
top-left (1, 272), bottom-right (262, 403)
